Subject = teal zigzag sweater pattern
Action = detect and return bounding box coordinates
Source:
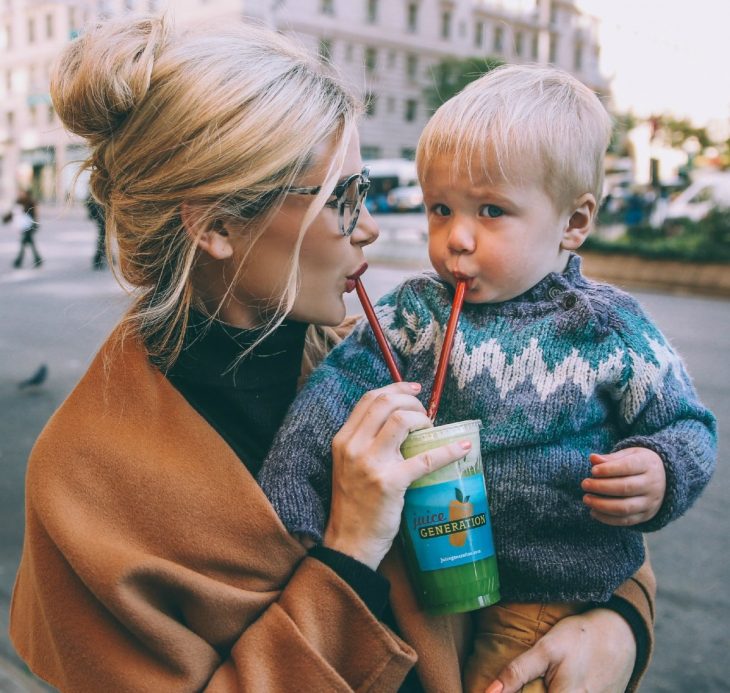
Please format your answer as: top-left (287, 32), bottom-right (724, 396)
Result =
top-left (259, 255), bottom-right (716, 602)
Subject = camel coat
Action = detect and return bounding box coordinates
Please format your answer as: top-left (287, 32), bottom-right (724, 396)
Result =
top-left (10, 327), bottom-right (654, 691)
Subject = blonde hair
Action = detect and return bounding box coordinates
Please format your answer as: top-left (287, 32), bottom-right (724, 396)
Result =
top-left (417, 64), bottom-right (612, 211)
top-left (51, 15), bottom-right (360, 367)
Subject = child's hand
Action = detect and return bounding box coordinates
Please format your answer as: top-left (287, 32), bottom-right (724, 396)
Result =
top-left (581, 447), bottom-right (666, 526)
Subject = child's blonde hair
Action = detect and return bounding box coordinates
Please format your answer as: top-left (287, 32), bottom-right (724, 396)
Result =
top-left (51, 15), bottom-right (360, 367)
top-left (417, 64), bottom-right (612, 211)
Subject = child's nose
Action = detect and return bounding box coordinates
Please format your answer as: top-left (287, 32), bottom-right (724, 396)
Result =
top-left (446, 220), bottom-right (476, 254)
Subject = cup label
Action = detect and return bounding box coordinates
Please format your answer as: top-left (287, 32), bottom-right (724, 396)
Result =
top-left (403, 473), bottom-right (495, 572)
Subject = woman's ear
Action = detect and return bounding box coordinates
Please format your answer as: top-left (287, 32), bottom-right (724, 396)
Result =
top-left (180, 202), bottom-right (234, 260)
top-left (561, 193), bottom-right (597, 250)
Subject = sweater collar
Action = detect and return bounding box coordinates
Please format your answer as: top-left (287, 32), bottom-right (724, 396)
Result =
top-left (167, 311), bottom-right (309, 391)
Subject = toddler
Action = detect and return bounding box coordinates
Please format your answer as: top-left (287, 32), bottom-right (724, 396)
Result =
top-left (258, 65), bottom-right (716, 691)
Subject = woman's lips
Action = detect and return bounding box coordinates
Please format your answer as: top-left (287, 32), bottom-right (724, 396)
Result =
top-left (345, 262), bottom-right (368, 293)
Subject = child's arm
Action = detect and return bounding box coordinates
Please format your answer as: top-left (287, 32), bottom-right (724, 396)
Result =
top-left (258, 281), bottom-right (429, 541)
top-left (582, 300), bottom-right (716, 531)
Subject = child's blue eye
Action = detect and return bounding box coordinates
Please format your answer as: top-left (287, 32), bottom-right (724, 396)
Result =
top-left (431, 203), bottom-right (451, 216)
top-left (480, 204), bottom-right (504, 218)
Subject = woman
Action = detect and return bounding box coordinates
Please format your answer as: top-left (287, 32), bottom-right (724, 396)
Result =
top-left (10, 16), bottom-right (654, 692)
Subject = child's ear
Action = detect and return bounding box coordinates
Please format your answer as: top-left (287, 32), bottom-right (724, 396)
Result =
top-left (180, 202), bottom-right (234, 260)
top-left (561, 193), bottom-right (596, 250)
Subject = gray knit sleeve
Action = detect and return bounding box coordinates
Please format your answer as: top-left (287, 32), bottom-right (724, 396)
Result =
top-left (257, 281), bottom-right (424, 541)
top-left (609, 296), bottom-right (717, 531)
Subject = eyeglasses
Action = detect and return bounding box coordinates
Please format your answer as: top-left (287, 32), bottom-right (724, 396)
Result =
top-left (282, 167), bottom-right (371, 237)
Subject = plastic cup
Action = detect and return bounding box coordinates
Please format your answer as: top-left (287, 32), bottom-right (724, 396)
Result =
top-left (399, 420), bottom-right (500, 615)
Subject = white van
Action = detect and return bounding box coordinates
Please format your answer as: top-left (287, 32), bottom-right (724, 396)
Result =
top-left (364, 159), bottom-right (418, 213)
top-left (665, 172), bottom-right (730, 222)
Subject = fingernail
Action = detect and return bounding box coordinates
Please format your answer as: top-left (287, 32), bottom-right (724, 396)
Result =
top-left (410, 382), bottom-right (421, 392)
top-left (460, 440), bottom-right (472, 450)
top-left (485, 682), bottom-right (504, 693)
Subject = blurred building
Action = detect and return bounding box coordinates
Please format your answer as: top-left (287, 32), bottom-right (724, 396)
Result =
top-left (0, 0), bottom-right (606, 202)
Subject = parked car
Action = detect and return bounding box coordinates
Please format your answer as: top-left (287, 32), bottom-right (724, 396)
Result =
top-left (387, 185), bottom-right (424, 212)
top-left (364, 158), bottom-right (418, 213)
top-left (665, 172), bottom-right (730, 222)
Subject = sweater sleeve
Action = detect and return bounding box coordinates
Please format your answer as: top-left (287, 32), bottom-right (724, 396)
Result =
top-left (258, 280), bottom-right (425, 542)
top-left (609, 298), bottom-right (716, 531)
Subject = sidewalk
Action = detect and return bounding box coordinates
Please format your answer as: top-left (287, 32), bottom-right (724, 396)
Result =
top-left (0, 656), bottom-right (51, 693)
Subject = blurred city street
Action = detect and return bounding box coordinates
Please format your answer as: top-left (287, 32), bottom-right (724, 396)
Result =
top-left (0, 207), bottom-right (728, 691)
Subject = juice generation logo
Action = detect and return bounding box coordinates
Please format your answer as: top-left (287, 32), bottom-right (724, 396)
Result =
top-left (413, 488), bottom-right (487, 545)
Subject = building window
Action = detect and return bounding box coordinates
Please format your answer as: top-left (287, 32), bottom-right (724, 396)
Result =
top-left (345, 43), bottom-right (353, 61)
top-left (366, 0), bottom-right (378, 24)
top-left (405, 99), bottom-right (417, 122)
top-left (406, 54), bottom-right (418, 81)
top-left (573, 41), bottom-right (583, 70)
top-left (515, 31), bottom-right (523, 56)
top-left (474, 21), bottom-right (484, 48)
top-left (365, 46), bottom-right (377, 73)
top-left (531, 32), bottom-right (538, 59)
top-left (365, 92), bottom-right (377, 117)
top-left (361, 145), bottom-right (381, 159)
top-left (441, 10), bottom-right (451, 40)
top-left (318, 38), bottom-right (332, 61)
top-left (7, 111), bottom-right (14, 130)
top-left (0, 24), bottom-right (10, 50)
top-left (5, 69), bottom-right (11, 93)
top-left (406, 2), bottom-right (418, 33)
top-left (29, 104), bottom-right (38, 126)
top-left (45, 13), bottom-right (53, 39)
top-left (320, 0), bottom-right (335, 15)
top-left (549, 35), bottom-right (557, 63)
top-left (28, 17), bottom-right (35, 44)
top-left (387, 50), bottom-right (396, 68)
top-left (387, 96), bottom-right (396, 113)
top-left (493, 26), bottom-right (503, 52)
top-left (401, 147), bottom-right (416, 160)
top-left (550, 2), bottom-right (557, 25)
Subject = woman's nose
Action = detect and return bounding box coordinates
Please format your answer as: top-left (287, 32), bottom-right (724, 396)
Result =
top-left (446, 220), bottom-right (476, 254)
top-left (350, 204), bottom-right (379, 247)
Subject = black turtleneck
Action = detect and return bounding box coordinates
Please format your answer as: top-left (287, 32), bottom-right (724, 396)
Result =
top-left (166, 313), bottom-right (309, 477)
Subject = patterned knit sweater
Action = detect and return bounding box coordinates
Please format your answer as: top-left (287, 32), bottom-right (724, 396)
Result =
top-left (258, 255), bottom-right (716, 602)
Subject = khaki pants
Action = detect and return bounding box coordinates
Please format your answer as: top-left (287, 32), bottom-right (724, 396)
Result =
top-left (464, 601), bottom-right (585, 693)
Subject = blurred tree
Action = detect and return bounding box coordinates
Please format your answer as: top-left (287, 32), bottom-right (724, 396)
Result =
top-left (651, 115), bottom-right (711, 148)
top-left (424, 56), bottom-right (503, 112)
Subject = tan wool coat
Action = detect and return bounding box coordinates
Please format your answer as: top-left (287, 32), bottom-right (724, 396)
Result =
top-left (10, 327), bottom-right (655, 692)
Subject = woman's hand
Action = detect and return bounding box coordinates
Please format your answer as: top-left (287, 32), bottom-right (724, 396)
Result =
top-left (322, 382), bottom-right (471, 570)
top-left (486, 608), bottom-right (636, 693)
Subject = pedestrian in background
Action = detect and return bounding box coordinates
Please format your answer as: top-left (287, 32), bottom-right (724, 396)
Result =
top-left (2, 189), bottom-right (42, 268)
top-left (85, 194), bottom-right (107, 269)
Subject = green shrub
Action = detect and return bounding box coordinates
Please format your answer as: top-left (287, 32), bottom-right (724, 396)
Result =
top-left (586, 208), bottom-right (730, 263)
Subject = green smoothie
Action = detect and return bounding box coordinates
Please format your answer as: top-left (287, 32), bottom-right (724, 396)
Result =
top-left (399, 420), bottom-right (500, 615)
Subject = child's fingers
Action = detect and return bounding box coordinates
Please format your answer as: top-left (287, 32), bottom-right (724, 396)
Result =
top-left (588, 509), bottom-right (649, 527)
top-left (588, 452), bottom-right (647, 478)
top-left (583, 493), bottom-right (650, 517)
top-left (581, 474), bottom-right (647, 498)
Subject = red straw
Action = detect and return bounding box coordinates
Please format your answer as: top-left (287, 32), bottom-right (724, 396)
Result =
top-left (427, 280), bottom-right (467, 420)
top-left (355, 278), bottom-right (403, 382)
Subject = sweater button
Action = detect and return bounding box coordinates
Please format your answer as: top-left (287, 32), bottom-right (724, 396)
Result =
top-left (548, 286), bottom-right (561, 299)
top-left (563, 294), bottom-right (578, 309)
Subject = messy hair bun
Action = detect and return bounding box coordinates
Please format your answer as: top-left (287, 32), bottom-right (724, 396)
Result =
top-left (51, 16), bottom-right (168, 143)
top-left (49, 15), bottom-right (360, 368)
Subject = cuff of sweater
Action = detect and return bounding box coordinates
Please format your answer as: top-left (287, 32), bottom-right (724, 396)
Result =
top-left (308, 545), bottom-right (391, 619)
top-left (612, 435), bottom-right (685, 532)
top-left (599, 595), bottom-right (650, 693)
